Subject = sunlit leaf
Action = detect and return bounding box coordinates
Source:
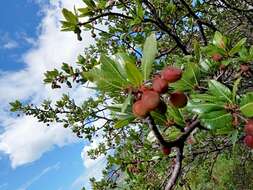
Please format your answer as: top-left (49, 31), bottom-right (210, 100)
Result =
top-left (208, 80), bottom-right (232, 103)
top-left (141, 33), bottom-right (157, 81)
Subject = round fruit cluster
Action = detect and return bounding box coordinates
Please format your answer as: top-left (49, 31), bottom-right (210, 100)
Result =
top-left (244, 119), bottom-right (253, 149)
top-left (132, 67), bottom-right (188, 117)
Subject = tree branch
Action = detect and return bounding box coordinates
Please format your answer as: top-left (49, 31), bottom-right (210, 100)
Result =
top-left (145, 115), bottom-right (167, 147)
top-left (180, 0), bottom-right (207, 45)
top-left (142, 0), bottom-right (190, 55)
top-left (145, 115), bottom-right (200, 148)
top-left (165, 146), bottom-right (184, 190)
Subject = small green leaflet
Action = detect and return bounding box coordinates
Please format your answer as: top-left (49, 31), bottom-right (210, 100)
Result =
top-left (232, 77), bottom-right (241, 103)
top-left (150, 111), bottom-right (167, 125)
top-left (141, 33), bottom-right (157, 81)
top-left (213, 31), bottom-right (226, 49)
top-left (171, 62), bottom-right (200, 91)
top-left (166, 106), bottom-right (185, 126)
top-left (121, 93), bottom-right (132, 113)
top-left (208, 80), bottom-right (232, 103)
top-left (136, 0), bottom-right (144, 19)
top-left (62, 8), bottom-right (78, 24)
top-left (82, 0), bottom-right (96, 9)
top-left (115, 53), bottom-right (143, 87)
top-left (229, 38), bottom-right (246, 56)
top-left (114, 115), bottom-right (135, 129)
top-left (240, 92), bottom-right (253, 117)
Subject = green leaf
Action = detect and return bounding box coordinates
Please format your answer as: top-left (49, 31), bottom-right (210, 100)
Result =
top-left (240, 92), bottom-right (253, 117)
top-left (199, 56), bottom-right (214, 72)
top-left (150, 111), bottom-right (167, 125)
top-left (232, 77), bottom-right (241, 103)
top-left (62, 8), bottom-right (78, 24)
top-left (190, 94), bottom-right (224, 103)
top-left (61, 63), bottom-right (73, 74)
top-left (229, 38), bottom-right (246, 56)
top-left (10, 100), bottom-right (22, 112)
top-left (166, 106), bottom-right (185, 126)
top-left (121, 93), bottom-right (132, 113)
top-left (141, 33), bottom-right (157, 81)
top-left (106, 104), bottom-right (123, 113)
top-left (136, 0), bottom-right (144, 19)
top-left (200, 110), bottom-right (233, 130)
top-left (165, 127), bottom-right (181, 140)
top-left (78, 7), bottom-right (94, 17)
top-left (171, 62), bottom-right (200, 91)
top-left (187, 100), bottom-right (224, 115)
top-left (125, 60), bottom-right (143, 87)
top-left (82, 0), bottom-right (96, 9)
top-left (213, 31), bottom-right (226, 49)
top-left (43, 69), bottom-right (59, 83)
top-left (114, 116), bottom-right (135, 129)
top-left (100, 55), bottom-right (129, 86)
top-left (114, 53), bottom-right (143, 87)
top-left (208, 80), bottom-right (232, 103)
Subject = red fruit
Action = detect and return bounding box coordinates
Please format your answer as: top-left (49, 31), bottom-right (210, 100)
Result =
top-left (141, 90), bottom-right (160, 111)
top-left (245, 120), bottom-right (253, 136)
top-left (169, 92), bottom-right (188, 108)
top-left (139, 85), bottom-right (150, 93)
top-left (161, 67), bottom-right (182, 83)
top-left (212, 53), bottom-right (222, 62)
top-left (244, 135), bottom-right (253, 149)
top-left (132, 100), bottom-right (148, 117)
top-left (152, 77), bottom-right (168, 94)
top-left (162, 146), bottom-right (171, 155)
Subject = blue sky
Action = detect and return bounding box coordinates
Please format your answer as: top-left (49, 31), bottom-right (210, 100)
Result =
top-left (0, 1), bottom-right (104, 190)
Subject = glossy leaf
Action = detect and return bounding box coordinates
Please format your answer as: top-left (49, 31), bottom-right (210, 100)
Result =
top-left (190, 94), bottom-right (224, 103)
top-left (208, 80), bottom-right (232, 103)
top-left (213, 31), bottom-right (226, 49)
top-left (171, 62), bottom-right (200, 91)
top-left (240, 103), bottom-right (253, 117)
top-left (187, 100), bottom-right (224, 115)
top-left (125, 59), bottom-right (143, 87)
top-left (141, 33), bottom-right (157, 81)
top-left (200, 110), bottom-right (233, 130)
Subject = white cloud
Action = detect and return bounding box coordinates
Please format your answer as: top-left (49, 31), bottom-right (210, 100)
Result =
top-left (0, 117), bottom-right (76, 168)
top-left (0, 0), bottom-right (95, 168)
top-left (3, 41), bottom-right (19, 49)
top-left (70, 158), bottom-right (107, 190)
top-left (0, 0), bottom-right (108, 188)
top-left (74, 119), bottom-right (109, 189)
top-left (0, 32), bottom-right (19, 50)
top-left (17, 162), bottom-right (60, 190)
top-left (81, 139), bottom-right (106, 169)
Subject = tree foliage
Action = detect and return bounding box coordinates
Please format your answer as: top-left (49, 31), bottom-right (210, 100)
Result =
top-left (11, 0), bottom-right (253, 189)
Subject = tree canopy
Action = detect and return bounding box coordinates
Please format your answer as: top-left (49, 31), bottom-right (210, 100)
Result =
top-left (11, 0), bottom-right (253, 189)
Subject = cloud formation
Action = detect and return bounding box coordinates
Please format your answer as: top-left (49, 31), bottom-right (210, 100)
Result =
top-left (0, 0), bottom-right (94, 168)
